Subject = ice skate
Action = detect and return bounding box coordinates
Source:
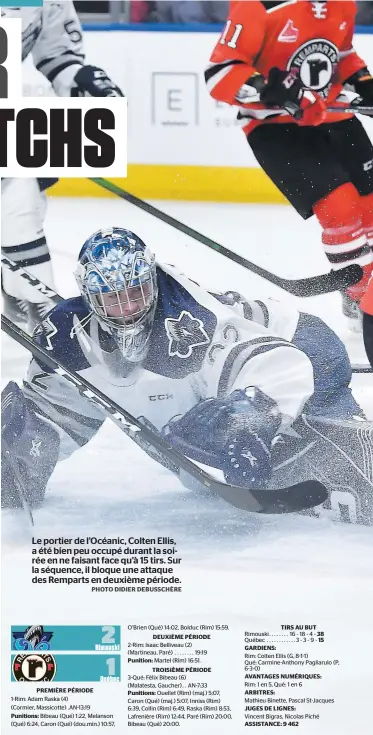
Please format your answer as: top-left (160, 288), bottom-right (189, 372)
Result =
top-left (340, 290), bottom-right (363, 332)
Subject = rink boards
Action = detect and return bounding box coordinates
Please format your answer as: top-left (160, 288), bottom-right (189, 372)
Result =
top-left (22, 28), bottom-right (373, 202)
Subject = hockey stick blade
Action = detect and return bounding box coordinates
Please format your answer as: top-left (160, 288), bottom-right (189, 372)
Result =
top-left (204, 477), bottom-right (327, 515)
top-left (89, 178), bottom-right (362, 297)
top-left (1, 314), bottom-right (327, 515)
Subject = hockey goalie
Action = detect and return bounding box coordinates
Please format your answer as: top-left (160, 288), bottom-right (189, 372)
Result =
top-left (2, 229), bottom-right (372, 525)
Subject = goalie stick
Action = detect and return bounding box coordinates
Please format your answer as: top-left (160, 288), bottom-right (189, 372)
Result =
top-left (89, 178), bottom-right (362, 298)
top-left (1, 255), bottom-right (371, 375)
top-left (1, 314), bottom-right (327, 516)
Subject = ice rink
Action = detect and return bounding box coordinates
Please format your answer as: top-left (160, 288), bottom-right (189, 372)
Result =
top-left (2, 197), bottom-right (373, 734)
top-left (2, 194), bottom-right (373, 538)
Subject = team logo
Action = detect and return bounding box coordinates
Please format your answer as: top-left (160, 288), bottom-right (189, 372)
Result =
top-left (34, 315), bottom-right (58, 350)
top-left (13, 653), bottom-right (56, 682)
top-left (278, 19), bottom-right (299, 43)
top-left (165, 310), bottom-right (210, 358)
top-left (12, 625), bottom-right (54, 651)
top-left (310, 1), bottom-right (328, 20)
top-left (287, 39), bottom-right (338, 97)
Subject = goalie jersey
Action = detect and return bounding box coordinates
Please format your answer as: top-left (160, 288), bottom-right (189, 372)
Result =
top-left (1, 1), bottom-right (84, 96)
top-left (23, 263), bottom-right (314, 461)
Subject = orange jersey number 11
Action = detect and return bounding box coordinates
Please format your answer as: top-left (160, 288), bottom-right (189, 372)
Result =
top-left (219, 20), bottom-right (244, 49)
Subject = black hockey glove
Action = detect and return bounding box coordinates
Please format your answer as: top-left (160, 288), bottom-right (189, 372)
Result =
top-left (345, 68), bottom-right (373, 114)
top-left (73, 65), bottom-right (124, 97)
top-left (1, 382), bottom-right (60, 509)
top-left (260, 66), bottom-right (304, 108)
top-left (163, 388), bottom-right (281, 489)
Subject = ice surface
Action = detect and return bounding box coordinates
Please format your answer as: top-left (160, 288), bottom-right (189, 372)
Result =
top-left (2, 198), bottom-right (372, 734)
top-left (2, 196), bottom-right (372, 539)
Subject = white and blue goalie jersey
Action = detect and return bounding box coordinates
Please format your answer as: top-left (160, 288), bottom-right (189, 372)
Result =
top-left (23, 264), bottom-right (314, 461)
top-left (2, 1), bottom-right (84, 95)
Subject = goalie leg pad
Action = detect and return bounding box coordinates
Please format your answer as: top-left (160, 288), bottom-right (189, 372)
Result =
top-left (1, 382), bottom-right (60, 508)
top-left (292, 313), bottom-right (363, 418)
top-left (271, 414), bottom-right (373, 525)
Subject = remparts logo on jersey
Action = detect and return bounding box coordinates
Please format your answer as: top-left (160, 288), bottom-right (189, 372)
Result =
top-left (0, 18), bottom-right (127, 177)
top-left (288, 39), bottom-right (338, 97)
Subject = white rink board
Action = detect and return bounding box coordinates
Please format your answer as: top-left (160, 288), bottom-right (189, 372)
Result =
top-left (22, 29), bottom-right (373, 168)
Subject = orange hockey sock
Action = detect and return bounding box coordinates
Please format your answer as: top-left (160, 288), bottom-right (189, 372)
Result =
top-left (360, 191), bottom-right (373, 247)
top-left (314, 183), bottom-right (373, 302)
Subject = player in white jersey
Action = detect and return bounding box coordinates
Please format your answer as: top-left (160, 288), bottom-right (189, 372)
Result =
top-left (1, 2), bottom-right (124, 331)
top-left (2, 228), bottom-right (372, 524)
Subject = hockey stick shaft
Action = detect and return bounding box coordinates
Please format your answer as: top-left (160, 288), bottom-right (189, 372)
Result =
top-left (89, 178), bottom-right (362, 298)
top-left (327, 105), bottom-right (373, 115)
top-left (351, 364), bottom-right (373, 373)
top-left (1, 315), bottom-right (254, 511)
top-left (2, 256), bottom-right (370, 376)
top-left (1, 313), bottom-right (328, 515)
top-left (287, 104), bottom-right (373, 117)
top-left (1, 256), bottom-right (63, 305)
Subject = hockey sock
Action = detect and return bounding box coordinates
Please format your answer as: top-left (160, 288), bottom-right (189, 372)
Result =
top-left (360, 191), bottom-right (373, 247)
top-left (2, 236), bottom-right (56, 303)
top-left (313, 183), bottom-right (373, 302)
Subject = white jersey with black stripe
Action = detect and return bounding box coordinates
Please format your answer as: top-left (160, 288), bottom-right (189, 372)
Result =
top-left (1, 1), bottom-right (84, 95)
top-left (23, 264), bottom-right (315, 462)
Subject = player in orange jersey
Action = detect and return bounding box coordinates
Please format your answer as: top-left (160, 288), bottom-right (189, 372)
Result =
top-left (361, 274), bottom-right (373, 368)
top-left (205, 0), bottom-right (373, 328)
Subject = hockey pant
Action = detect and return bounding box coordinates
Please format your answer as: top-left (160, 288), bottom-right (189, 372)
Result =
top-left (291, 313), bottom-right (362, 419)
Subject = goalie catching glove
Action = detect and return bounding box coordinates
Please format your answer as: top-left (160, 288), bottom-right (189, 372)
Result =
top-left (1, 382), bottom-right (59, 509)
top-left (163, 388), bottom-right (281, 488)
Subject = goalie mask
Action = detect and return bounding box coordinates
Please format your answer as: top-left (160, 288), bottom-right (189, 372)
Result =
top-left (75, 227), bottom-right (158, 362)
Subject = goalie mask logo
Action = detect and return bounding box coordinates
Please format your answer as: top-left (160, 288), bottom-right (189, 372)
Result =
top-left (165, 310), bottom-right (210, 358)
top-left (287, 39), bottom-right (338, 97)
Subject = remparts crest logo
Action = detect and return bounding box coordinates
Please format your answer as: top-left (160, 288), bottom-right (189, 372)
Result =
top-left (288, 38), bottom-right (338, 97)
top-left (13, 653), bottom-right (56, 682)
